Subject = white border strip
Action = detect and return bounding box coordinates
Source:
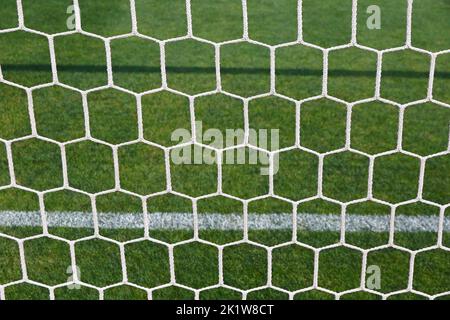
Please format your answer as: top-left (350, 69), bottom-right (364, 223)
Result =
top-left (0, 211), bottom-right (448, 232)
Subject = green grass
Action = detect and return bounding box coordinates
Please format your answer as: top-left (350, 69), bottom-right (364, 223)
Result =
top-left (0, 231), bottom-right (449, 300)
top-left (0, 0), bottom-right (449, 300)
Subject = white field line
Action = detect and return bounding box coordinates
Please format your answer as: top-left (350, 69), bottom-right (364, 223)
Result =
top-left (0, 211), bottom-right (449, 232)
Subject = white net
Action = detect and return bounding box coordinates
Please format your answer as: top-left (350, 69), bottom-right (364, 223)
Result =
top-left (0, 0), bottom-right (449, 300)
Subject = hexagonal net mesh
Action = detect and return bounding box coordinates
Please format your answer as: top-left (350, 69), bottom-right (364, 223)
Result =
top-left (0, 0), bottom-right (448, 300)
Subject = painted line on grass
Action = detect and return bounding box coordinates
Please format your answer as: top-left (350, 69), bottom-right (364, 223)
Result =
top-left (0, 211), bottom-right (449, 232)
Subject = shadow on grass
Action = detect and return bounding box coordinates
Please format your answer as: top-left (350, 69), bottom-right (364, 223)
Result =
top-left (1, 64), bottom-right (448, 78)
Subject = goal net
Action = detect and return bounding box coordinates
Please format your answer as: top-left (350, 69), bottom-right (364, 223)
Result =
top-left (0, 0), bottom-right (448, 300)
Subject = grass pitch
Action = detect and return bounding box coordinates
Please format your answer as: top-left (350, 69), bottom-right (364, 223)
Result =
top-left (0, 0), bottom-right (449, 300)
